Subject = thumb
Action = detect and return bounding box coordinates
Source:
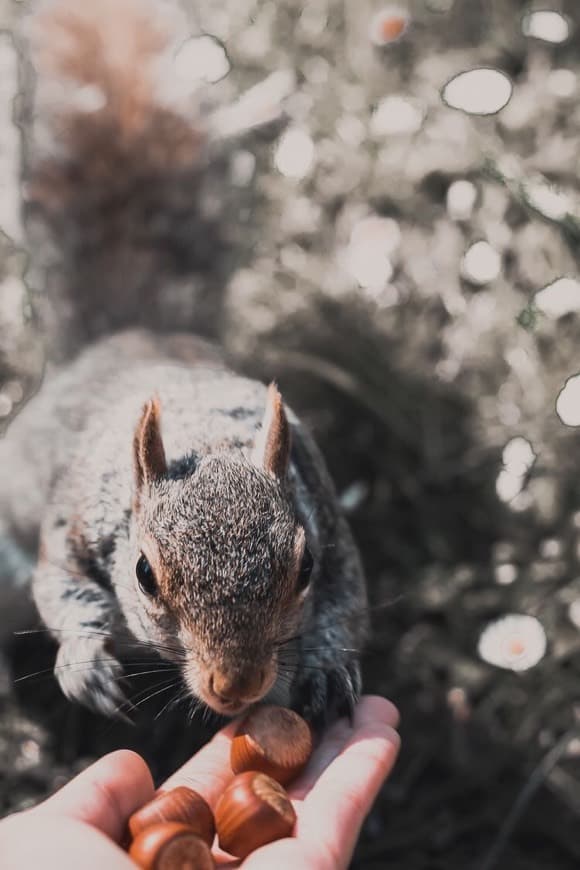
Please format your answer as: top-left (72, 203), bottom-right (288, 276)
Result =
top-left (35, 749), bottom-right (154, 841)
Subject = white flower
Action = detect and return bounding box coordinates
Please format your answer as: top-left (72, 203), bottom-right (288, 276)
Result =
top-left (368, 8), bottom-right (410, 46)
top-left (478, 614), bottom-right (547, 672)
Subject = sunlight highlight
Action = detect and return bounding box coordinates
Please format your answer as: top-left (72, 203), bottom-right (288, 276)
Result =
top-left (556, 375), bottom-right (580, 426)
top-left (460, 241), bottom-right (501, 285)
top-left (535, 278), bottom-right (580, 319)
top-left (522, 11), bottom-right (570, 44)
top-left (442, 68), bottom-right (513, 115)
top-left (274, 128), bottom-right (315, 179)
top-left (496, 436), bottom-right (536, 503)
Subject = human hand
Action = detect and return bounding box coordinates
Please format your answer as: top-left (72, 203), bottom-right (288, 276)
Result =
top-left (0, 695), bottom-right (400, 869)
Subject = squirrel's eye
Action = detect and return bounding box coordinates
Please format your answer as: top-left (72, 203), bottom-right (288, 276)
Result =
top-left (136, 553), bottom-right (158, 597)
top-left (297, 546), bottom-right (314, 593)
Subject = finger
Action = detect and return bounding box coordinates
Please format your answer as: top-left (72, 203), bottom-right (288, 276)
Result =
top-left (291, 696), bottom-right (399, 798)
top-left (297, 699), bottom-right (400, 868)
top-left (35, 749), bottom-right (154, 842)
top-left (160, 721), bottom-right (239, 808)
top-left (240, 837), bottom-right (316, 870)
top-left (1, 814), bottom-right (136, 870)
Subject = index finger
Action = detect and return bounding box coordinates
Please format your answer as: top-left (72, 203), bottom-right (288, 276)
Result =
top-left (160, 720), bottom-right (238, 807)
top-left (298, 697), bottom-right (400, 866)
top-left (291, 696), bottom-right (399, 798)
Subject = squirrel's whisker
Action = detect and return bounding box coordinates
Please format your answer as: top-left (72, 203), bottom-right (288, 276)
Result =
top-left (300, 647), bottom-right (361, 654)
top-left (121, 666), bottom-right (181, 681)
top-left (154, 687), bottom-right (189, 721)
top-left (187, 698), bottom-right (201, 725)
top-left (123, 677), bottom-right (184, 715)
top-left (15, 627), bottom-right (187, 659)
top-left (15, 659), bottom-right (125, 683)
top-left (13, 659), bottom-right (175, 684)
top-left (276, 594), bottom-right (405, 652)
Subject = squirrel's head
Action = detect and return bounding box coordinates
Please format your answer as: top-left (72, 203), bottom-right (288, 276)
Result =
top-left (120, 385), bottom-right (313, 716)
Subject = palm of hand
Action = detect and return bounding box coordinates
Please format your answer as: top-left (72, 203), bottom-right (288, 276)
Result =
top-left (0, 697), bottom-right (400, 870)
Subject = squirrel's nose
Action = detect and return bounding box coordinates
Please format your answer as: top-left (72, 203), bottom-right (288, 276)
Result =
top-left (209, 668), bottom-right (266, 706)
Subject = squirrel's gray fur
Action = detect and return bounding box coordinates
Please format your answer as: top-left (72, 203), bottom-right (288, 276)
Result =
top-left (0, 0), bottom-right (368, 727)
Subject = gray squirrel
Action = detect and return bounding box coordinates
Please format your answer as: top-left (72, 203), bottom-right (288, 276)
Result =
top-left (0, 0), bottom-right (368, 728)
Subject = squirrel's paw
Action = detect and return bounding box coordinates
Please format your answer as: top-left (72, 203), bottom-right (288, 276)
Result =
top-left (291, 658), bottom-right (362, 733)
top-left (55, 636), bottom-right (129, 720)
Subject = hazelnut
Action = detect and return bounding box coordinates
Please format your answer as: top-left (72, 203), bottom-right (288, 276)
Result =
top-left (129, 822), bottom-right (214, 870)
top-left (231, 705), bottom-right (312, 785)
top-left (128, 786), bottom-right (215, 846)
top-left (215, 771), bottom-right (297, 859)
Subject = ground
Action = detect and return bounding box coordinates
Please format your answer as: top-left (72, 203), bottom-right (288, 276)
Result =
top-left (1, 0), bottom-right (580, 868)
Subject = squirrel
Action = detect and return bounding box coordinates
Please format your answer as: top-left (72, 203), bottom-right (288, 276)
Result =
top-left (0, 0), bottom-right (368, 729)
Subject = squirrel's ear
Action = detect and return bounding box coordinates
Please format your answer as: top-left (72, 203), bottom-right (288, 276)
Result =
top-left (133, 397), bottom-right (167, 499)
top-left (252, 383), bottom-right (291, 480)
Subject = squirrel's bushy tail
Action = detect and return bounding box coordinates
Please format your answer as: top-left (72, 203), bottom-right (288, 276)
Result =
top-left (24, 0), bottom-right (213, 356)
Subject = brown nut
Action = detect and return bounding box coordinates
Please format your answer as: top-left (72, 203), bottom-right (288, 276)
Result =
top-left (215, 771), bottom-right (296, 859)
top-left (231, 705), bottom-right (312, 785)
top-left (128, 786), bottom-right (215, 845)
top-left (129, 822), bottom-right (214, 870)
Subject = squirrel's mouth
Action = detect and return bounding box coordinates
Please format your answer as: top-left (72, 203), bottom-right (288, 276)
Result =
top-left (202, 695), bottom-right (248, 717)
top-left (185, 660), bottom-right (278, 717)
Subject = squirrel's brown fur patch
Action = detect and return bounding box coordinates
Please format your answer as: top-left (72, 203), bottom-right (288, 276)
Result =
top-left (24, 0), bottom-right (207, 350)
top-left (28, 0), bottom-right (203, 182)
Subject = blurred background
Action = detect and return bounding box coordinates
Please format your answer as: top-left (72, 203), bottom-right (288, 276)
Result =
top-left (1, 0), bottom-right (580, 867)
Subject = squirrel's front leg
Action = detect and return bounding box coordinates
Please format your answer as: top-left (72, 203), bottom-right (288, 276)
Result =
top-left (291, 624), bottom-right (363, 732)
top-left (290, 520), bottom-right (368, 731)
top-left (32, 517), bottom-right (128, 718)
